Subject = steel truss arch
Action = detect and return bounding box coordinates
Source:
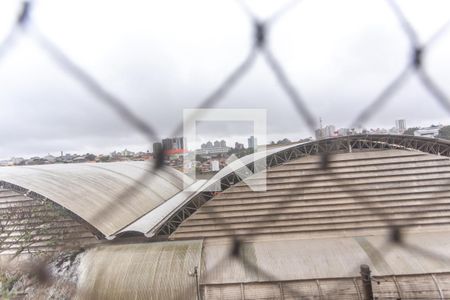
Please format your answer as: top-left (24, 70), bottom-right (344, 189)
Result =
top-left (156, 134), bottom-right (450, 237)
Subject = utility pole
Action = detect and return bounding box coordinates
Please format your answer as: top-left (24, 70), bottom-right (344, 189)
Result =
top-left (360, 264), bottom-right (374, 300)
top-left (189, 266), bottom-right (200, 300)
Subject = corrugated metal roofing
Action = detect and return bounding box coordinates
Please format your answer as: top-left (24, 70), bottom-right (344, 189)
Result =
top-left (0, 187), bottom-right (97, 254)
top-left (113, 179), bottom-right (207, 238)
top-left (72, 231), bottom-right (450, 299)
top-left (200, 231), bottom-right (450, 284)
top-left (0, 161), bottom-right (193, 237)
top-left (172, 150), bottom-right (450, 240)
top-left (76, 240), bottom-right (202, 300)
top-left (201, 273), bottom-right (450, 300)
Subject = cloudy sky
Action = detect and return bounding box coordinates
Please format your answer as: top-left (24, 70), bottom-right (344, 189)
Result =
top-left (0, 0), bottom-right (449, 159)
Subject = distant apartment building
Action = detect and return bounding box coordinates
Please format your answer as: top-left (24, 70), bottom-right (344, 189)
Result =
top-left (234, 142), bottom-right (245, 150)
top-left (121, 149), bottom-right (135, 157)
top-left (43, 154), bottom-right (57, 163)
top-left (395, 119), bottom-right (406, 133)
top-left (315, 125), bottom-right (336, 139)
top-left (197, 140), bottom-right (230, 156)
top-left (0, 157), bottom-right (25, 166)
top-left (371, 128), bottom-right (388, 134)
top-left (324, 125), bottom-right (335, 137)
top-left (152, 142), bottom-right (162, 155)
top-left (162, 137), bottom-right (184, 152)
top-left (248, 136), bottom-right (257, 149)
top-left (11, 157), bottom-right (25, 165)
top-left (337, 128), bottom-right (349, 136)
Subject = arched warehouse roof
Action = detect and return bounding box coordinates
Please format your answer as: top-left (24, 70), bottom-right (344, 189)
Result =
top-left (0, 161), bottom-right (194, 237)
top-left (156, 134), bottom-right (450, 237)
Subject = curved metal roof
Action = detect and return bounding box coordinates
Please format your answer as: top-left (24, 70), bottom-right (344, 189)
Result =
top-left (0, 186), bottom-right (98, 254)
top-left (76, 240), bottom-right (202, 300)
top-left (73, 231), bottom-right (450, 299)
top-left (172, 149), bottom-right (450, 240)
top-left (157, 134), bottom-right (450, 237)
top-left (201, 231), bottom-right (450, 284)
top-left (0, 161), bottom-right (193, 237)
top-left (199, 231), bottom-right (450, 299)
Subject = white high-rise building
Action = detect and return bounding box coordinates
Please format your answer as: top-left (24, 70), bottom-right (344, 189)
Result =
top-left (395, 119), bottom-right (406, 133)
top-left (248, 136), bottom-right (257, 149)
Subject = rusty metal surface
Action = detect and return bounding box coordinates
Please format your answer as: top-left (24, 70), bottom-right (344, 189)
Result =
top-left (0, 161), bottom-right (193, 236)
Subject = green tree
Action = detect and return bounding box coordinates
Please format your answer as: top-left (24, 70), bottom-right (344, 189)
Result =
top-left (85, 153), bottom-right (96, 161)
top-left (438, 126), bottom-right (450, 140)
top-left (403, 127), bottom-right (419, 135)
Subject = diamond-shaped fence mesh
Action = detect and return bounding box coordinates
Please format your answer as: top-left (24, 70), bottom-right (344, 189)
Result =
top-left (1, 0), bottom-right (450, 299)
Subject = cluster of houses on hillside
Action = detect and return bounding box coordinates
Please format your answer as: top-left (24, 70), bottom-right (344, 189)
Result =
top-left (0, 150), bottom-right (151, 167)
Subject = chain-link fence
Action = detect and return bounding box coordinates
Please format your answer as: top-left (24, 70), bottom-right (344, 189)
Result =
top-left (1, 0), bottom-right (450, 299)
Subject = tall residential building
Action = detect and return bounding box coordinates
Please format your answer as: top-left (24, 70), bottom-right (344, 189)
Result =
top-left (235, 142), bottom-right (244, 150)
top-left (396, 119), bottom-right (406, 132)
top-left (162, 137), bottom-right (184, 151)
top-left (172, 137), bottom-right (184, 149)
top-left (248, 136), bottom-right (257, 149)
top-left (315, 125), bottom-right (336, 140)
top-left (324, 125), bottom-right (336, 137)
top-left (162, 139), bottom-right (173, 151)
top-left (337, 128), bottom-right (349, 136)
top-left (196, 140), bottom-right (230, 156)
top-left (315, 128), bottom-right (324, 140)
top-left (152, 142), bottom-right (162, 155)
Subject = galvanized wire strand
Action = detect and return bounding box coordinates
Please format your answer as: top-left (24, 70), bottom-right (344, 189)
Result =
top-left (386, 0), bottom-right (420, 46)
top-left (172, 237), bottom-right (310, 300)
top-left (27, 25), bottom-right (160, 143)
top-left (0, 28), bottom-right (20, 64)
top-left (262, 47), bottom-right (318, 131)
top-left (350, 66), bottom-right (412, 128)
top-left (266, 0), bottom-right (303, 25)
top-left (171, 45), bottom-right (259, 137)
top-left (425, 18), bottom-right (450, 47)
top-left (2, 0), bottom-right (450, 298)
top-left (417, 67), bottom-right (450, 115)
top-left (235, 0), bottom-right (258, 22)
top-left (236, 0), bottom-right (303, 25)
top-left (28, 24), bottom-right (165, 227)
top-left (384, 0), bottom-right (450, 122)
top-left (349, 0), bottom-right (450, 132)
top-left (14, 0), bottom-right (166, 231)
top-left (398, 241), bottom-right (450, 265)
top-left (0, 1), bottom-right (29, 63)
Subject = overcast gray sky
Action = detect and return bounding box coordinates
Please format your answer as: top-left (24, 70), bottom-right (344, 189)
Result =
top-left (0, 0), bottom-right (450, 159)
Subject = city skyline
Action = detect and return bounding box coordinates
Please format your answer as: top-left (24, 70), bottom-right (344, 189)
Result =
top-left (2, 120), bottom-right (448, 162)
top-left (1, 1), bottom-right (450, 161)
